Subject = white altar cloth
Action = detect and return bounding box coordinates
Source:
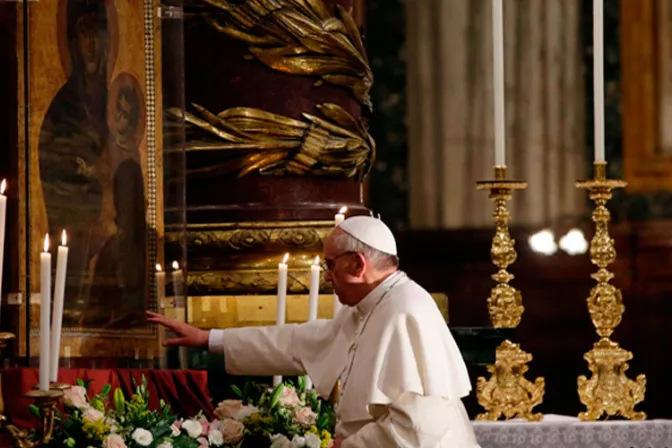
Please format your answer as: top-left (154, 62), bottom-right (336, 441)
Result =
top-left (473, 414), bottom-right (672, 448)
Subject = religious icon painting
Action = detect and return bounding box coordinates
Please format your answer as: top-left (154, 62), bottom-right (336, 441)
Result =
top-left (13, 0), bottom-right (164, 358)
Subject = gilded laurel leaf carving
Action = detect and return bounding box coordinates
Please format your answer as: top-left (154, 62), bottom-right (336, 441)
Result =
top-left (200, 0), bottom-right (373, 108)
top-left (166, 103), bottom-right (375, 180)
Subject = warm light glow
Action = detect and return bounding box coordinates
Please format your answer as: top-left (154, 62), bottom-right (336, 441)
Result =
top-left (156, 263), bottom-right (162, 272)
top-left (338, 206), bottom-right (347, 214)
top-left (0, 179), bottom-right (6, 195)
top-left (528, 229), bottom-right (557, 256)
top-left (559, 228), bottom-right (589, 255)
top-left (313, 255), bottom-right (320, 266)
top-left (61, 229), bottom-right (67, 246)
top-left (43, 234), bottom-right (50, 253)
top-left (282, 253), bottom-right (289, 264)
top-left (172, 261), bottom-right (179, 270)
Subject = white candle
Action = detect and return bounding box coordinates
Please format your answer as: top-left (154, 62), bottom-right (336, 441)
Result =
top-left (273, 253), bottom-right (289, 387)
top-left (156, 264), bottom-right (166, 310)
top-left (593, 0), bottom-right (605, 163)
top-left (334, 206), bottom-right (347, 226)
top-left (171, 261), bottom-right (184, 309)
top-left (308, 256), bottom-right (320, 321)
top-left (333, 207), bottom-right (346, 315)
top-left (492, 0), bottom-right (506, 166)
top-left (0, 180), bottom-right (6, 323)
top-left (49, 230), bottom-right (68, 383)
top-left (39, 234), bottom-right (51, 391)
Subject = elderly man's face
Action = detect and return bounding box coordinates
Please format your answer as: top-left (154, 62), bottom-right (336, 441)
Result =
top-left (323, 229), bottom-right (364, 306)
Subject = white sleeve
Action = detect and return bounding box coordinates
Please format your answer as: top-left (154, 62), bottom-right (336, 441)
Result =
top-left (342, 393), bottom-right (473, 448)
top-left (208, 329), bottom-right (225, 354)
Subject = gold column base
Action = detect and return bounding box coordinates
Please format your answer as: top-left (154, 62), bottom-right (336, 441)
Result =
top-left (577, 338), bottom-right (646, 421)
top-left (575, 162), bottom-right (646, 421)
top-left (475, 166), bottom-right (545, 421)
top-left (476, 340), bottom-right (545, 422)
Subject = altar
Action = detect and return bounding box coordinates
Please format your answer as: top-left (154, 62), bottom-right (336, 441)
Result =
top-left (473, 415), bottom-right (672, 448)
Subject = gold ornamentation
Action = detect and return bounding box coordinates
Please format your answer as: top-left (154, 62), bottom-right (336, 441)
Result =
top-left (166, 221), bottom-right (334, 295)
top-left (167, 103), bottom-right (374, 180)
top-left (475, 166), bottom-right (545, 421)
top-left (575, 162), bottom-right (646, 420)
top-left (577, 338), bottom-right (646, 421)
top-left (476, 341), bottom-right (545, 422)
top-left (201, 0), bottom-right (373, 108)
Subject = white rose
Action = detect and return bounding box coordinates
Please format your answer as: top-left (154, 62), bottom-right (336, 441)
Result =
top-left (208, 428), bottom-right (224, 446)
top-left (131, 428), bottom-right (153, 447)
top-left (157, 442), bottom-right (173, 448)
top-left (304, 433), bottom-right (321, 448)
top-left (293, 407), bottom-right (317, 426)
top-left (290, 435), bottom-right (306, 447)
top-left (104, 433), bottom-right (127, 448)
top-left (182, 419), bottom-right (203, 438)
top-left (270, 434), bottom-right (292, 448)
top-left (235, 405), bottom-right (259, 422)
top-left (63, 386), bottom-right (89, 410)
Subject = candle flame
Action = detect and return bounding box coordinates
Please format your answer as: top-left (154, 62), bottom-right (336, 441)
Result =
top-left (338, 206), bottom-right (347, 214)
top-left (156, 263), bottom-right (162, 272)
top-left (61, 229), bottom-right (67, 246)
top-left (282, 253), bottom-right (289, 264)
top-left (43, 234), bottom-right (50, 252)
top-left (313, 255), bottom-right (320, 266)
top-left (172, 260), bottom-right (179, 270)
top-left (0, 179), bottom-right (6, 195)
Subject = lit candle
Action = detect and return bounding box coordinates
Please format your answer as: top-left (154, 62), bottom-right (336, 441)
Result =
top-left (593, 0), bottom-right (605, 163)
top-left (39, 234), bottom-right (51, 391)
top-left (171, 261), bottom-right (184, 309)
top-left (334, 206), bottom-right (347, 226)
top-left (0, 180), bottom-right (6, 322)
top-left (156, 264), bottom-right (166, 310)
top-left (273, 253), bottom-right (289, 387)
top-left (49, 230), bottom-right (68, 383)
top-left (333, 207), bottom-right (346, 316)
top-left (492, 0), bottom-right (506, 167)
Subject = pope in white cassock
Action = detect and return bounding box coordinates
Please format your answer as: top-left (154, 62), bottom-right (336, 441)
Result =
top-left (147, 216), bottom-right (480, 448)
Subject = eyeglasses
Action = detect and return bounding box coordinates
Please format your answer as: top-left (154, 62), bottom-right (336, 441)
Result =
top-left (321, 251), bottom-right (357, 272)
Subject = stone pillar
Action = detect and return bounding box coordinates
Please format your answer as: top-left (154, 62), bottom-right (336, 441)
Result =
top-left (166, 0), bottom-right (373, 327)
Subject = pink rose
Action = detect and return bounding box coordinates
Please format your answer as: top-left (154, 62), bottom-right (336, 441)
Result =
top-left (279, 386), bottom-right (301, 407)
top-left (293, 407), bottom-right (317, 426)
top-left (198, 416), bottom-right (210, 436)
top-left (215, 399), bottom-right (243, 419)
top-left (221, 419), bottom-right (244, 444)
top-left (104, 433), bottom-right (127, 448)
top-left (82, 408), bottom-right (104, 423)
top-left (197, 436), bottom-right (208, 448)
top-left (63, 385), bottom-right (88, 410)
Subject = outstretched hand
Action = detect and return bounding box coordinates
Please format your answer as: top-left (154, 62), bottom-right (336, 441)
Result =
top-left (145, 311), bottom-right (210, 348)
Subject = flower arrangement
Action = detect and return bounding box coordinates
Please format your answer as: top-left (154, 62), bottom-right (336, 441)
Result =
top-left (45, 377), bottom-right (240, 448)
top-left (27, 376), bottom-right (334, 448)
top-left (214, 377), bottom-right (336, 448)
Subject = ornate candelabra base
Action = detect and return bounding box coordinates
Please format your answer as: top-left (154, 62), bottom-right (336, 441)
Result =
top-left (575, 162), bottom-right (646, 421)
top-left (474, 166), bottom-right (545, 422)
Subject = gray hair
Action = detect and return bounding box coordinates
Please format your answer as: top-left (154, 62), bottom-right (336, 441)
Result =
top-left (331, 230), bottom-right (399, 270)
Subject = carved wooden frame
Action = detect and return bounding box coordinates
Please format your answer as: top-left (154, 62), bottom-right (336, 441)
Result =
top-left (620, 0), bottom-right (672, 191)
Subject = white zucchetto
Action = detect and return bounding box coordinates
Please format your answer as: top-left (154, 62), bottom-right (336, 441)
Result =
top-left (337, 215), bottom-right (398, 256)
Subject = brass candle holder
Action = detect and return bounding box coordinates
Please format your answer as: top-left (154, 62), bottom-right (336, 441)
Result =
top-left (0, 332), bottom-right (67, 447)
top-left (474, 166), bottom-right (545, 422)
top-left (575, 161), bottom-right (646, 421)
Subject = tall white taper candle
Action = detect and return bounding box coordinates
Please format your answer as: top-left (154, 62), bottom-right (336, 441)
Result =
top-left (39, 234), bottom-right (51, 391)
top-left (333, 206), bottom-right (346, 316)
top-left (0, 181), bottom-right (6, 322)
top-left (305, 256), bottom-right (321, 390)
top-left (492, 0), bottom-right (506, 166)
top-left (273, 253), bottom-right (289, 387)
top-left (49, 230), bottom-right (68, 382)
top-left (593, 0), bottom-right (605, 163)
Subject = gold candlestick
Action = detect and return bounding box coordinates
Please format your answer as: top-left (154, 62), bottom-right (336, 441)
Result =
top-left (1, 387), bottom-right (65, 447)
top-left (474, 166), bottom-right (545, 422)
top-left (575, 161), bottom-right (646, 421)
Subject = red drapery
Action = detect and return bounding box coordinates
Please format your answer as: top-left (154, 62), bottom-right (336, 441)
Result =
top-left (1, 368), bottom-right (215, 430)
